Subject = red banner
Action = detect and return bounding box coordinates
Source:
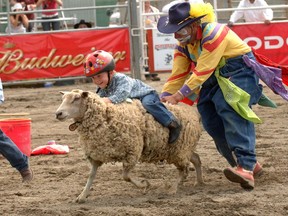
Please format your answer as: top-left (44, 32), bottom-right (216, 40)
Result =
top-left (0, 28), bottom-right (131, 82)
top-left (231, 22), bottom-right (288, 66)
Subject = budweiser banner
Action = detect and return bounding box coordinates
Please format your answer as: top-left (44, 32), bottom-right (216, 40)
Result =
top-left (0, 28), bottom-right (131, 82)
top-left (148, 22), bottom-right (288, 72)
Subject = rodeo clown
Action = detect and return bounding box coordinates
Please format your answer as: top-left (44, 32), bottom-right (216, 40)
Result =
top-left (156, 2), bottom-right (288, 190)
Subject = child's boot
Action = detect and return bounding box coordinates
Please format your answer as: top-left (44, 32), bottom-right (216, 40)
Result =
top-left (168, 119), bottom-right (182, 144)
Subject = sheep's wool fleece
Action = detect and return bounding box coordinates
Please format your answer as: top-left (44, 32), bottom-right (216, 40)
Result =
top-left (75, 91), bottom-right (201, 166)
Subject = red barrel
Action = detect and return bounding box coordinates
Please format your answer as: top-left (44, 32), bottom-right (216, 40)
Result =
top-left (0, 118), bottom-right (31, 156)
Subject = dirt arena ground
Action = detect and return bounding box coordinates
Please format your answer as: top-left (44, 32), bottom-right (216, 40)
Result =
top-left (0, 73), bottom-right (288, 216)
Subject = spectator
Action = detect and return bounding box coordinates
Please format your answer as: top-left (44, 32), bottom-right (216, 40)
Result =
top-left (144, 0), bottom-right (159, 28)
top-left (157, 2), bottom-right (267, 189)
top-left (74, 19), bottom-right (92, 29)
top-left (36, 0), bottom-right (63, 31)
top-left (143, 1), bottom-right (161, 81)
top-left (6, 2), bottom-right (29, 34)
top-left (162, 0), bottom-right (204, 13)
top-left (0, 79), bottom-right (33, 183)
top-left (55, 19), bottom-right (93, 86)
top-left (84, 50), bottom-right (182, 144)
top-left (227, 0), bottom-right (273, 27)
top-left (17, 0), bottom-right (38, 32)
top-left (9, 0), bottom-right (17, 6)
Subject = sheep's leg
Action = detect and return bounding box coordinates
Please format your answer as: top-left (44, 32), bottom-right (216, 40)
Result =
top-left (76, 159), bottom-right (102, 203)
top-left (122, 162), bottom-right (150, 192)
top-left (178, 166), bottom-right (189, 184)
top-left (164, 166), bottom-right (186, 194)
top-left (190, 152), bottom-right (204, 186)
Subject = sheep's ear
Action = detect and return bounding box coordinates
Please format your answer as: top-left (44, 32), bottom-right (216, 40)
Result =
top-left (81, 91), bottom-right (89, 98)
top-left (59, 91), bottom-right (68, 95)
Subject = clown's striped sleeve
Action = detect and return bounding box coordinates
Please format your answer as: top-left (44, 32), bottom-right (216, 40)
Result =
top-left (161, 22), bottom-right (251, 98)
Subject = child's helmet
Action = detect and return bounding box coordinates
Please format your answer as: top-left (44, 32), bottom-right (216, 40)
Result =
top-left (84, 50), bottom-right (115, 77)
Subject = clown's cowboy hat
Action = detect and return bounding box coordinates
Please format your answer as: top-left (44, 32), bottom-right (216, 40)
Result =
top-left (157, 2), bottom-right (206, 34)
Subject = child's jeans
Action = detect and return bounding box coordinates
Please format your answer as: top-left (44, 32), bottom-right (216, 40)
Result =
top-left (140, 91), bottom-right (175, 127)
top-left (0, 129), bottom-right (29, 172)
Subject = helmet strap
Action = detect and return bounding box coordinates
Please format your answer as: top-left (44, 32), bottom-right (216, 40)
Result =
top-left (102, 71), bottom-right (112, 89)
top-left (107, 71), bottom-right (111, 85)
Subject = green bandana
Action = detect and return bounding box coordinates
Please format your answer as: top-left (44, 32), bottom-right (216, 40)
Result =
top-left (215, 58), bottom-right (262, 124)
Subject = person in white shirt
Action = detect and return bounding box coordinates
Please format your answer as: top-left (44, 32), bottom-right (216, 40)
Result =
top-left (143, 1), bottom-right (161, 81)
top-left (144, 0), bottom-right (160, 28)
top-left (162, 0), bottom-right (204, 13)
top-left (228, 0), bottom-right (273, 26)
top-left (6, 3), bottom-right (29, 34)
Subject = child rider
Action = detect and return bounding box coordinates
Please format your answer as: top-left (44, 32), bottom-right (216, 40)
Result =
top-left (84, 50), bottom-right (182, 144)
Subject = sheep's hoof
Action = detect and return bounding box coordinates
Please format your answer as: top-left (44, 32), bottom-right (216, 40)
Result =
top-left (76, 195), bottom-right (86, 204)
top-left (168, 189), bottom-right (178, 195)
top-left (166, 186), bottom-right (178, 195)
top-left (194, 181), bottom-right (205, 187)
top-left (163, 182), bottom-right (178, 194)
top-left (142, 180), bottom-right (151, 193)
top-left (180, 177), bottom-right (189, 184)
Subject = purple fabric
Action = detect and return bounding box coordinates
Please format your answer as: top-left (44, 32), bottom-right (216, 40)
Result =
top-left (243, 55), bottom-right (288, 101)
top-left (177, 45), bottom-right (185, 53)
top-left (160, 92), bottom-right (172, 98)
top-left (179, 84), bottom-right (192, 97)
top-left (201, 23), bottom-right (221, 45)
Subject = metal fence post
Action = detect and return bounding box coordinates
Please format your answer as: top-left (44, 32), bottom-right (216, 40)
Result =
top-left (128, 0), bottom-right (142, 80)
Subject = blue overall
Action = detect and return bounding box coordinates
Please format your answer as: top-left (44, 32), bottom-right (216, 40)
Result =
top-left (197, 52), bottom-right (262, 171)
top-left (0, 129), bottom-right (29, 171)
top-left (0, 79), bottom-right (29, 172)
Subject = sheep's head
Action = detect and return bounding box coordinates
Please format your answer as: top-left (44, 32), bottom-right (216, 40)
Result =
top-left (55, 89), bottom-right (88, 123)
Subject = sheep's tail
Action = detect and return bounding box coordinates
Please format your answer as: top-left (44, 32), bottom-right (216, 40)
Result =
top-left (182, 121), bottom-right (201, 147)
top-left (183, 122), bottom-right (191, 144)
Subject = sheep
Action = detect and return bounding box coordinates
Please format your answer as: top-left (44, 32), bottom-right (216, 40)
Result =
top-left (55, 89), bottom-right (204, 203)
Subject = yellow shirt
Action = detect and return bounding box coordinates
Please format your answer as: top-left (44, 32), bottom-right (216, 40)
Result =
top-left (161, 22), bottom-right (251, 97)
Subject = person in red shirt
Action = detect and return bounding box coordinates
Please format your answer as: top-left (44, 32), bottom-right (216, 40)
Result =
top-left (36, 0), bottom-right (63, 31)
